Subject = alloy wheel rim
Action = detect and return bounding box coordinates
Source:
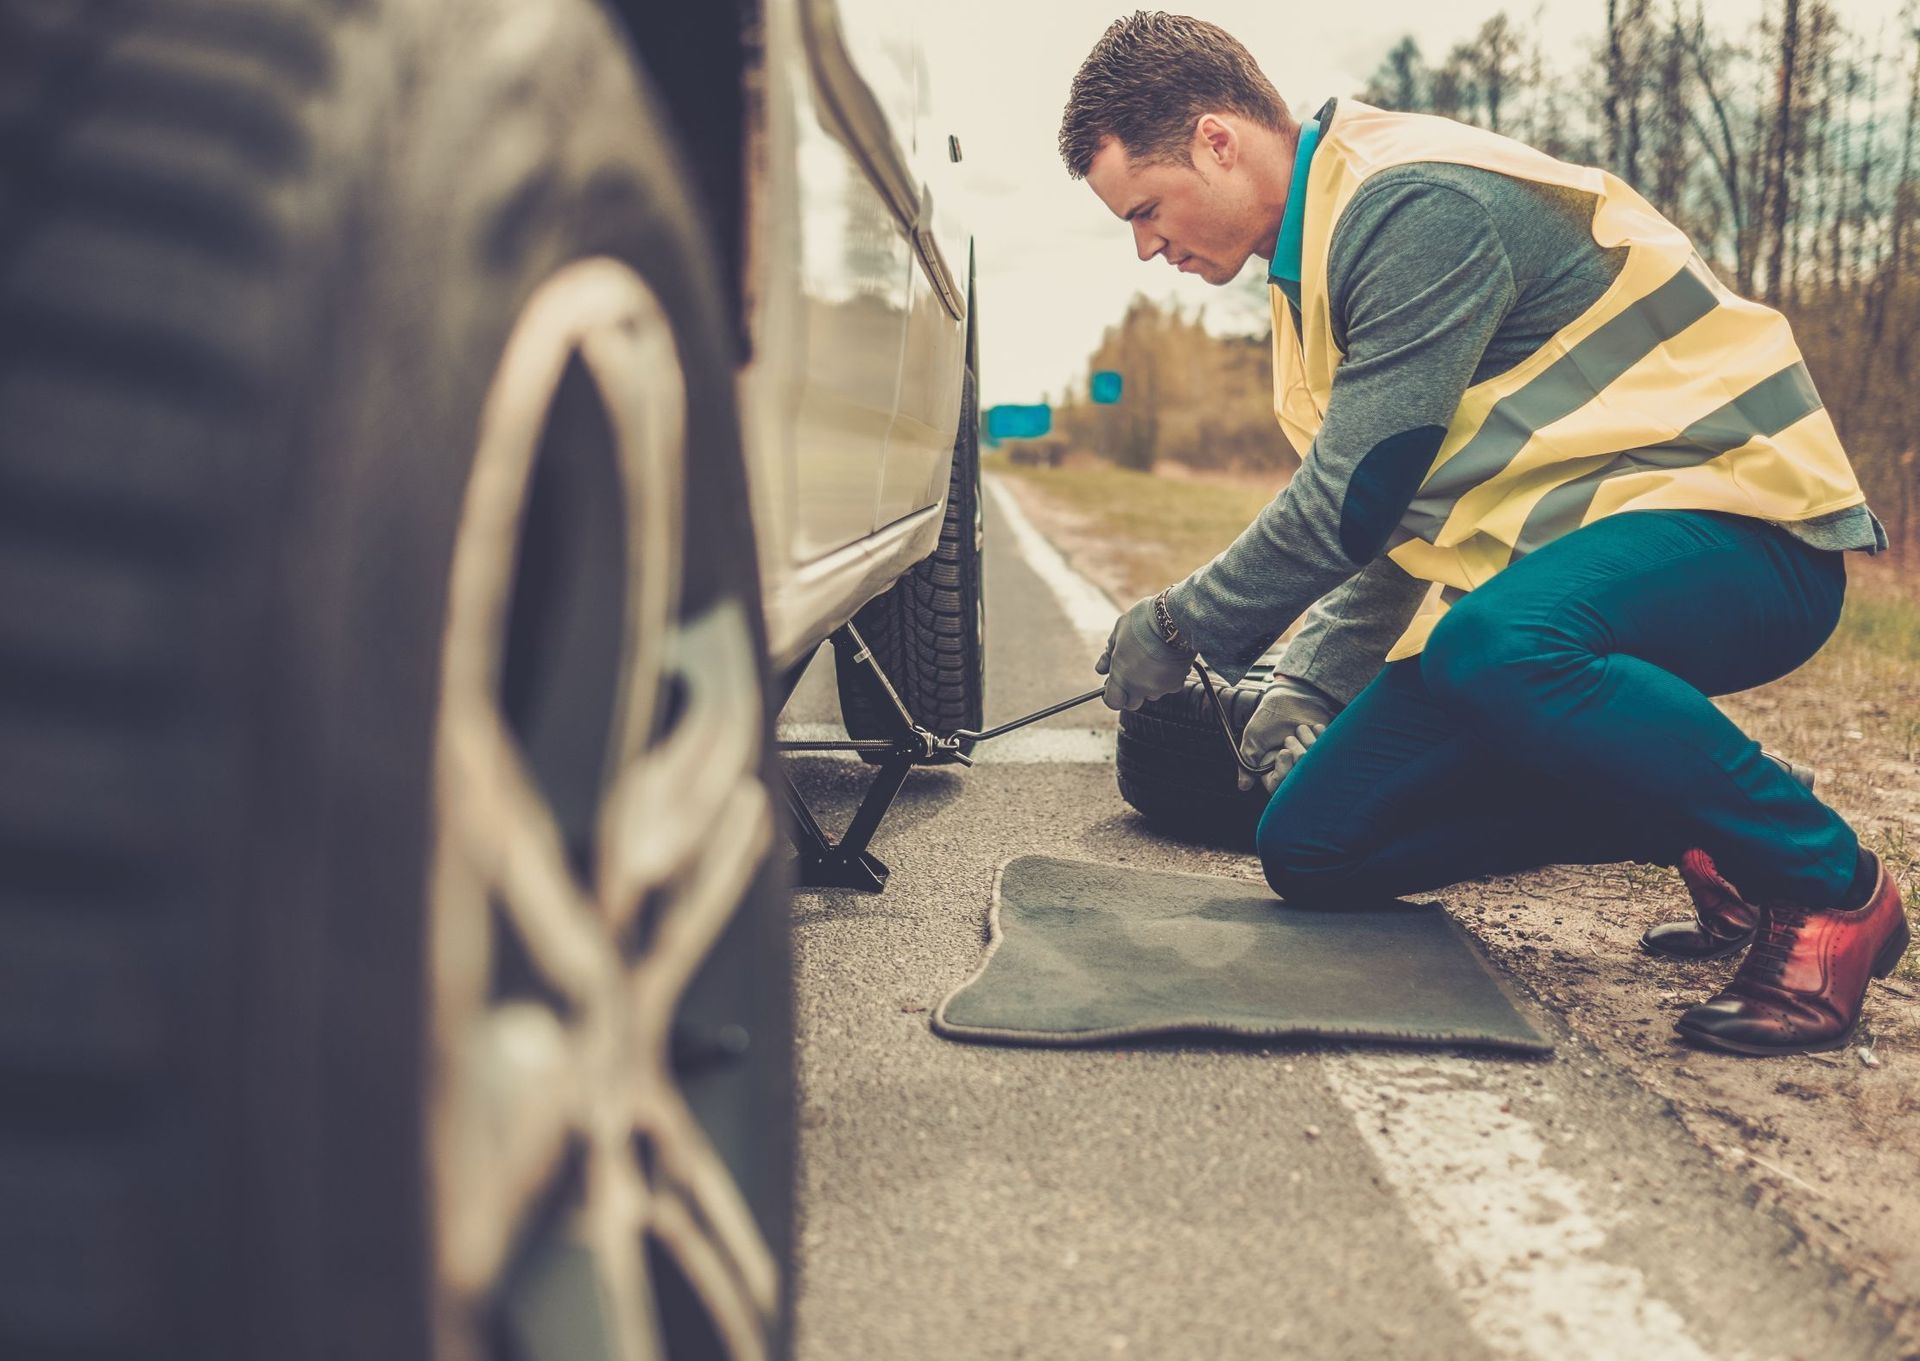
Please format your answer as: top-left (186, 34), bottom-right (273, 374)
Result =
top-left (427, 258), bottom-right (779, 1361)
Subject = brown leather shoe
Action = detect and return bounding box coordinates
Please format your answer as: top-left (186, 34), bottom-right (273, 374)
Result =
top-left (1641, 848), bottom-right (1759, 960)
top-left (1640, 753), bottom-right (1813, 961)
top-left (1675, 851), bottom-right (1911, 1056)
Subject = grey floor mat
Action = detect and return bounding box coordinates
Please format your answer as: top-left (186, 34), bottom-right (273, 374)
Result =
top-left (933, 855), bottom-right (1551, 1054)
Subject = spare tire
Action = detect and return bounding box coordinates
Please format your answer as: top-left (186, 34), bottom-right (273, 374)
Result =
top-left (1116, 658), bottom-right (1283, 849)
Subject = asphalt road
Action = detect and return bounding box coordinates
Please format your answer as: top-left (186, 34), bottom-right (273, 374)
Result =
top-left (776, 476), bottom-right (1896, 1361)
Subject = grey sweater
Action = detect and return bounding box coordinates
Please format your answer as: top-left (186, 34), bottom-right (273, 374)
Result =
top-left (1164, 160), bottom-right (1887, 700)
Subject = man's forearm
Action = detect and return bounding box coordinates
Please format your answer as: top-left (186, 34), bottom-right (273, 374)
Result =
top-left (1161, 453), bottom-right (1366, 685)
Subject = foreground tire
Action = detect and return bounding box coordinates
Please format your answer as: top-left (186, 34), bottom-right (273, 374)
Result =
top-left (0, 4), bottom-right (791, 1359)
top-left (1116, 659), bottom-right (1283, 848)
top-left (835, 367), bottom-right (985, 756)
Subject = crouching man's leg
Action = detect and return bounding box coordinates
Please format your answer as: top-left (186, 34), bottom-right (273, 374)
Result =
top-left (1255, 657), bottom-right (1680, 908)
top-left (1412, 508), bottom-right (1907, 1055)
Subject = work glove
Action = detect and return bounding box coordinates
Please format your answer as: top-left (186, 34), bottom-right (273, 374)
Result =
top-left (1095, 595), bottom-right (1195, 711)
top-left (1237, 674), bottom-right (1341, 795)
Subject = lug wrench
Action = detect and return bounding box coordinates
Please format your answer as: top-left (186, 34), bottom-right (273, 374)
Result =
top-left (941, 663), bottom-right (1276, 777)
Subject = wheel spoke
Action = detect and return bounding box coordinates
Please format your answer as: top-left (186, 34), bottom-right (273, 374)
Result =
top-left (580, 1141), bottom-right (668, 1361)
top-left (628, 783), bottom-right (773, 1025)
top-left (445, 706), bottom-right (606, 1009)
top-left (580, 311), bottom-right (684, 775)
top-left (650, 1180), bottom-right (774, 1361)
top-left (599, 602), bottom-right (764, 936)
top-left (645, 1093), bottom-right (783, 1332)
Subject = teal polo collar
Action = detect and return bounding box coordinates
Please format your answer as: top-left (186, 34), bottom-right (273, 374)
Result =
top-left (1269, 115), bottom-right (1322, 308)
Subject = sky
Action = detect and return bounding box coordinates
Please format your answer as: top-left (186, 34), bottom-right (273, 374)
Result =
top-left (929, 0), bottom-right (1908, 412)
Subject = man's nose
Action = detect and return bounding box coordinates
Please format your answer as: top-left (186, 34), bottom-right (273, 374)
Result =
top-left (1132, 221), bottom-right (1164, 262)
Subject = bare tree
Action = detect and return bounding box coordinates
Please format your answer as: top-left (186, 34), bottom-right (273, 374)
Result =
top-left (1364, 36), bottom-right (1427, 112)
top-left (1855, 24), bottom-right (1920, 402)
top-left (1431, 43), bottom-right (1481, 122)
top-left (1603, 0), bottom-right (1655, 183)
top-left (1467, 14), bottom-right (1523, 133)
top-left (1762, 0), bottom-right (1803, 304)
top-left (1678, 3), bottom-right (1753, 285)
top-left (1650, 4), bottom-right (1692, 221)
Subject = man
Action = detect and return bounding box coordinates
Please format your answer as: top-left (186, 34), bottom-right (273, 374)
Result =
top-left (1063, 12), bottom-right (1905, 1057)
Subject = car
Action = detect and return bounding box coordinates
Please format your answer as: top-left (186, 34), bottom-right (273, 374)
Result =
top-left (0, 1), bottom-right (977, 1358)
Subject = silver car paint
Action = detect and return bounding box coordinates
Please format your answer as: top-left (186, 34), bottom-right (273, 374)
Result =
top-left (738, 0), bottom-right (971, 674)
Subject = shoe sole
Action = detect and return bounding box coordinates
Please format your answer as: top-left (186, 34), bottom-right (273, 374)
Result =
top-left (1638, 931), bottom-right (1755, 962)
top-left (1672, 1023), bottom-right (1857, 1057)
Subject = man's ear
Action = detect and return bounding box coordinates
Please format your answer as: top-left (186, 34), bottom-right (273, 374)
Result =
top-left (1196, 113), bottom-right (1236, 169)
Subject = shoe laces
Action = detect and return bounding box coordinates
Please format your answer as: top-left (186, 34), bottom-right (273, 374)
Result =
top-left (1744, 904), bottom-right (1813, 984)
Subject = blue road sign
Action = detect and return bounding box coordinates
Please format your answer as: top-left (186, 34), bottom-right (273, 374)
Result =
top-left (1091, 370), bottom-right (1123, 404)
top-left (985, 403), bottom-right (1052, 444)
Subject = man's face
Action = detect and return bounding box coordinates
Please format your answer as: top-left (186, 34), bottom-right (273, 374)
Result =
top-left (1085, 117), bottom-right (1263, 286)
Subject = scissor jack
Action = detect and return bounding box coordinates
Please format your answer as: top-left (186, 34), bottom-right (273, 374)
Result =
top-left (777, 623), bottom-right (1103, 892)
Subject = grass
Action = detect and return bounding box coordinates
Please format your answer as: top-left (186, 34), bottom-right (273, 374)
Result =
top-left (990, 452), bottom-right (1282, 599)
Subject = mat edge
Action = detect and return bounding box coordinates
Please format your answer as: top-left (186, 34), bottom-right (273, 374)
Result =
top-left (929, 1012), bottom-right (1554, 1055)
top-left (929, 857), bottom-right (1019, 1034)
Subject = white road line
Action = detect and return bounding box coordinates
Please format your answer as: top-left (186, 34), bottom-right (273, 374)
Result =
top-left (1324, 1055), bottom-right (1712, 1361)
top-left (984, 473), bottom-right (1117, 649)
top-left (995, 487), bottom-right (1715, 1360)
top-left (778, 723), bottom-right (1116, 765)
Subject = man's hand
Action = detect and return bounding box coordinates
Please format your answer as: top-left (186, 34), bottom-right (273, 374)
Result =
top-left (1095, 596), bottom-right (1195, 711)
top-left (1237, 675), bottom-right (1341, 795)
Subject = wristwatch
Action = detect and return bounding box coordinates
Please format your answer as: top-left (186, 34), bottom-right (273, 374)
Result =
top-left (1151, 589), bottom-right (1190, 651)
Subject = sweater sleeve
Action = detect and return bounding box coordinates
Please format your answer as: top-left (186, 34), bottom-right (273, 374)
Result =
top-left (1163, 176), bottom-right (1518, 684)
top-left (1274, 555), bottom-right (1432, 706)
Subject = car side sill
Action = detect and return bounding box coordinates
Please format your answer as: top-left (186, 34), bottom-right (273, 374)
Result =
top-left (764, 499), bottom-right (945, 674)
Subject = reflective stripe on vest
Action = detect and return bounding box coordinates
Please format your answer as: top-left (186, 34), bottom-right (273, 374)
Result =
top-left (1273, 99), bottom-right (1867, 662)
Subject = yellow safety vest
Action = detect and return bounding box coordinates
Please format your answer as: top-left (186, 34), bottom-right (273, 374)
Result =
top-left (1274, 99), bottom-right (1869, 661)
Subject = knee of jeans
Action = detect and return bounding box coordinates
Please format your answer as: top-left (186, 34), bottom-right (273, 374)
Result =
top-left (1257, 804), bottom-right (1363, 906)
top-left (1420, 597), bottom-right (1565, 715)
top-left (1260, 843), bottom-right (1365, 906)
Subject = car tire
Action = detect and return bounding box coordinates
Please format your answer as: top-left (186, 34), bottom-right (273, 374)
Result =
top-left (0, 4), bottom-right (792, 1359)
top-left (834, 366), bottom-right (985, 760)
top-left (1116, 661), bottom-right (1284, 849)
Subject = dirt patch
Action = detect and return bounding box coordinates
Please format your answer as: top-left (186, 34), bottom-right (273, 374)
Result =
top-left (999, 472), bottom-right (1920, 1345)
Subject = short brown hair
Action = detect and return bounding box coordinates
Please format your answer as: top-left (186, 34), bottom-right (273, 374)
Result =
top-left (1058, 12), bottom-right (1292, 179)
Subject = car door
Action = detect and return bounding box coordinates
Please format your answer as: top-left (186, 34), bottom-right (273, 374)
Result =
top-left (876, 26), bottom-right (968, 532)
top-left (788, 0), bottom-right (917, 563)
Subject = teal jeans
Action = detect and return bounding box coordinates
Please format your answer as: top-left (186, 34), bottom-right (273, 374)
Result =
top-left (1258, 510), bottom-right (1855, 908)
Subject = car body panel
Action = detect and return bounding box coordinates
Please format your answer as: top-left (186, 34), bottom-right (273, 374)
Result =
top-left (738, 0), bottom-right (970, 674)
top-left (879, 239), bottom-right (966, 529)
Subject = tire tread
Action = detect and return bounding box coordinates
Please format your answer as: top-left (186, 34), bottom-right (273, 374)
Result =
top-left (836, 370), bottom-right (985, 748)
top-left (0, 4), bottom-right (332, 1354)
